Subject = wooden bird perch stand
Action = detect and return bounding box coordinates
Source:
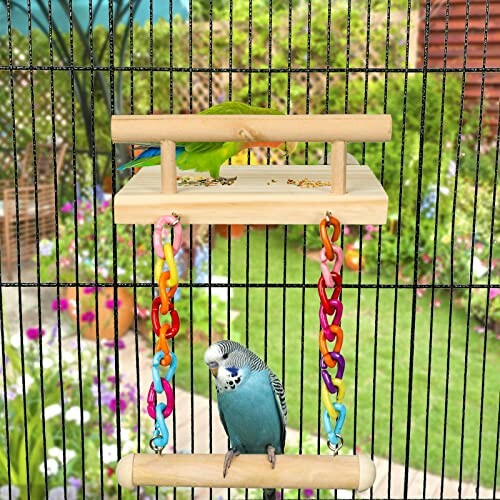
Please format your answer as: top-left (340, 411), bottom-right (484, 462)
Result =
top-left (111, 114), bottom-right (391, 225)
top-left (116, 453), bottom-right (376, 492)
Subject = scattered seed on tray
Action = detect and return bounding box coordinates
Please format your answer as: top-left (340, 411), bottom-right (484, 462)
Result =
top-left (287, 178), bottom-right (331, 188)
top-left (177, 176), bottom-right (238, 186)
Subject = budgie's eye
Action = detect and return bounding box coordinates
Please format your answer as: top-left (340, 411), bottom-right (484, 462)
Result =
top-left (222, 353), bottom-right (229, 360)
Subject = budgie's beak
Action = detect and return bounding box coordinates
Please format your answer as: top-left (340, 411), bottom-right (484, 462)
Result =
top-left (208, 362), bottom-right (218, 377)
top-left (279, 141), bottom-right (297, 156)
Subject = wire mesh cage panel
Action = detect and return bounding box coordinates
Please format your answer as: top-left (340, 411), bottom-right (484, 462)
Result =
top-left (0, 0), bottom-right (499, 499)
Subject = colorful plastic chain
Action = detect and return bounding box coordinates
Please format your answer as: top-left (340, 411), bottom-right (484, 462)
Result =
top-left (318, 213), bottom-right (346, 455)
top-left (148, 214), bottom-right (182, 454)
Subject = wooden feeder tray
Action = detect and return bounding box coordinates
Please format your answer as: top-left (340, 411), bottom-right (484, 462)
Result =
top-left (111, 114), bottom-right (391, 225)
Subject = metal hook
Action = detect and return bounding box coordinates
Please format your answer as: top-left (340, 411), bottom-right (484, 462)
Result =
top-left (325, 211), bottom-right (332, 227)
top-left (170, 212), bottom-right (181, 225)
top-left (327, 435), bottom-right (344, 456)
top-left (149, 437), bottom-right (165, 455)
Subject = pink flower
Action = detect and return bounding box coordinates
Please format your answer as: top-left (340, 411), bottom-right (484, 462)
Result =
top-left (136, 306), bottom-right (149, 319)
top-left (303, 489), bottom-right (314, 498)
top-left (81, 311), bottom-right (95, 323)
top-left (433, 299), bottom-right (441, 308)
top-left (422, 254), bottom-right (431, 264)
top-left (25, 327), bottom-right (45, 340)
top-left (417, 288), bottom-right (426, 298)
top-left (365, 224), bottom-right (376, 233)
top-left (83, 287), bottom-right (96, 295)
top-left (364, 233), bottom-right (373, 241)
top-left (344, 226), bottom-right (351, 235)
top-left (60, 202), bottom-right (73, 213)
top-left (105, 299), bottom-right (122, 310)
top-left (60, 258), bottom-right (71, 267)
top-left (101, 200), bottom-right (110, 209)
top-left (51, 298), bottom-right (69, 311)
top-left (489, 288), bottom-right (500, 300)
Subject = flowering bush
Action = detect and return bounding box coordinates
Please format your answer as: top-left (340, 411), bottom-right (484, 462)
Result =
top-left (37, 187), bottom-right (229, 341)
top-left (38, 185), bottom-right (152, 285)
top-left (470, 288), bottom-right (500, 339)
top-left (0, 323), bottom-right (180, 498)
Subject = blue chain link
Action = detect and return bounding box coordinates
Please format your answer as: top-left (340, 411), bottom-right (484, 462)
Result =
top-left (150, 351), bottom-right (178, 452)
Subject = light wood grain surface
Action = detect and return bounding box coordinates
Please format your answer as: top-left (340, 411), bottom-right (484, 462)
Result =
top-left (111, 114), bottom-right (392, 143)
top-left (117, 453), bottom-right (376, 491)
top-left (114, 165), bottom-right (388, 224)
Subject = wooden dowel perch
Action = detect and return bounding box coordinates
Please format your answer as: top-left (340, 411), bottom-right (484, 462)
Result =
top-left (116, 453), bottom-right (376, 492)
top-left (111, 114), bottom-right (392, 144)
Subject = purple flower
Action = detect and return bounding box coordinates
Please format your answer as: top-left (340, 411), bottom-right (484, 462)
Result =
top-left (108, 397), bottom-right (127, 413)
top-left (51, 298), bottom-right (69, 311)
top-left (105, 298), bottom-right (122, 310)
top-left (81, 311), bottom-right (95, 323)
top-left (101, 200), bottom-right (110, 209)
top-left (103, 421), bottom-right (115, 437)
top-left (25, 327), bottom-right (45, 340)
top-left (489, 288), bottom-right (500, 300)
top-left (103, 339), bottom-right (126, 350)
top-left (68, 477), bottom-right (82, 489)
top-left (60, 201), bottom-right (73, 213)
top-left (83, 287), bottom-right (96, 295)
top-left (303, 489), bottom-right (314, 498)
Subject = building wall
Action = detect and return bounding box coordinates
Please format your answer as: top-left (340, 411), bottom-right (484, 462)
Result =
top-left (418, 0), bottom-right (500, 128)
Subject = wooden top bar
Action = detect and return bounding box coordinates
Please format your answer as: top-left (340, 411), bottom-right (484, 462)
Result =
top-left (111, 114), bottom-right (392, 144)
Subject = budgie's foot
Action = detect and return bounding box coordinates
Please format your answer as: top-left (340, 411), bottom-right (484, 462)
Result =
top-left (266, 445), bottom-right (277, 469)
top-left (223, 448), bottom-right (240, 478)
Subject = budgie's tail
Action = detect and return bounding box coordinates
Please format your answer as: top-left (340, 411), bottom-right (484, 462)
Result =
top-left (263, 488), bottom-right (276, 500)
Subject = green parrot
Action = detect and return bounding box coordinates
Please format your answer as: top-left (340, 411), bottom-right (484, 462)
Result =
top-left (117, 102), bottom-right (296, 179)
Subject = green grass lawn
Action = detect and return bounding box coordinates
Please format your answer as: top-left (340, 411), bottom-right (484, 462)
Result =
top-left (173, 228), bottom-right (500, 489)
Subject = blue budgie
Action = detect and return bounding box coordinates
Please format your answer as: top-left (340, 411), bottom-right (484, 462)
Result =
top-left (204, 340), bottom-right (287, 500)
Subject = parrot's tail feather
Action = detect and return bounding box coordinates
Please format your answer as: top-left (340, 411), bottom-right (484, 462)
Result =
top-left (263, 488), bottom-right (276, 500)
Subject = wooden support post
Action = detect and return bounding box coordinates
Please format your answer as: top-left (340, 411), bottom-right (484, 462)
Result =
top-left (116, 453), bottom-right (376, 492)
top-left (160, 140), bottom-right (177, 194)
top-left (331, 141), bottom-right (347, 195)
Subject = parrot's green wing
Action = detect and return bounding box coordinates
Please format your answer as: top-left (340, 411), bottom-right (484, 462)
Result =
top-left (177, 141), bottom-right (243, 178)
top-left (198, 101), bottom-right (284, 116)
top-left (179, 141), bottom-right (223, 154)
top-left (177, 102), bottom-right (285, 176)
